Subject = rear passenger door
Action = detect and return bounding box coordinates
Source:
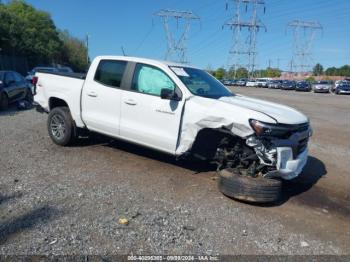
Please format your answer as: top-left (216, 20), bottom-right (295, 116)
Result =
top-left (13, 72), bottom-right (28, 100)
top-left (81, 60), bottom-right (127, 136)
top-left (4, 72), bottom-right (17, 101)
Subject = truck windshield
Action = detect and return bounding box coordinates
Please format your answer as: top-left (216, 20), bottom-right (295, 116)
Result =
top-left (170, 67), bottom-right (234, 99)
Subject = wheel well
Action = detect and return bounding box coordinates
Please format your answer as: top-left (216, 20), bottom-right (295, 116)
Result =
top-left (190, 128), bottom-right (240, 160)
top-left (49, 97), bottom-right (68, 110)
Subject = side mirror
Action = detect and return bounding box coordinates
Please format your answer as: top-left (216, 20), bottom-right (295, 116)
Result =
top-left (160, 88), bottom-right (181, 101)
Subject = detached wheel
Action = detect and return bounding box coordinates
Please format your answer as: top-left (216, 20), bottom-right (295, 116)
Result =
top-left (0, 92), bottom-right (9, 110)
top-left (47, 107), bottom-right (76, 146)
top-left (218, 169), bottom-right (282, 203)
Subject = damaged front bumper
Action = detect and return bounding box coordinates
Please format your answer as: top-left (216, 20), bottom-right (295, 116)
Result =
top-left (246, 124), bottom-right (312, 180)
top-left (269, 147), bottom-right (308, 180)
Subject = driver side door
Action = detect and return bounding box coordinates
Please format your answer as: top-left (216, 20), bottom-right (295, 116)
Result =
top-left (119, 63), bottom-right (185, 154)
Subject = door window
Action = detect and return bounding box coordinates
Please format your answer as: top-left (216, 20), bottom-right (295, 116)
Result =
top-left (5, 72), bottom-right (15, 85)
top-left (13, 72), bottom-right (24, 83)
top-left (94, 60), bottom-right (127, 88)
top-left (132, 64), bottom-right (175, 96)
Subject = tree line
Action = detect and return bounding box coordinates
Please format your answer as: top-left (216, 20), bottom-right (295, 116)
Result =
top-left (0, 0), bottom-right (88, 72)
top-left (313, 63), bottom-right (350, 77)
top-left (208, 67), bottom-right (281, 80)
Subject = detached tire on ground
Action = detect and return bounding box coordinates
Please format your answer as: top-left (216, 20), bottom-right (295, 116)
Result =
top-left (218, 169), bottom-right (282, 203)
top-left (47, 107), bottom-right (77, 146)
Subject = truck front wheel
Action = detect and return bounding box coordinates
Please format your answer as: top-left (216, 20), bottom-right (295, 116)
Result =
top-left (47, 107), bottom-right (76, 146)
top-left (218, 169), bottom-right (282, 203)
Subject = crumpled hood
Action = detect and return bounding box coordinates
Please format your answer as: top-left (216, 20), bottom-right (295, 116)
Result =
top-left (219, 95), bottom-right (308, 124)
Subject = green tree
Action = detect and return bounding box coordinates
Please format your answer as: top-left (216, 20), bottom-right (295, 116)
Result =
top-left (266, 67), bottom-right (281, 78)
top-left (313, 63), bottom-right (324, 76)
top-left (235, 67), bottom-right (249, 79)
top-left (213, 67), bottom-right (226, 80)
top-left (58, 30), bottom-right (88, 72)
top-left (0, 0), bottom-right (62, 66)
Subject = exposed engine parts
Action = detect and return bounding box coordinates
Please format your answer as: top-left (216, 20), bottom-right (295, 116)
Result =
top-left (246, 136), bottom-right (277, 166)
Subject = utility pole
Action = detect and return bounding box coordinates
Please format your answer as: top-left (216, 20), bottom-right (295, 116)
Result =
top-left (155, 9), bottom-right (200, 64)
top-left (224, 0), bottom-right (266, 78)
top-left (85, 33), bottom-right (90, 65)
top-left (287, 20), bottom-right (322, 75)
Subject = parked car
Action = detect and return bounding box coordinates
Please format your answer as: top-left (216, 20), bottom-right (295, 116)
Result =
top-left (334, 82), bottom-right (350, 95)
top-left (34, 56), bottom-right (312, 203)
top-left (255, 78), bottom-right (269, 88)
top-left (57, 66), bottom-right (74, 73)
top-left (333, 80), bottom-right (349, 92)
top-left (312, 81), bottom-right (332, 93)
top-left (236, 79), bottom-right (247, 86)
top-left (267, 80), bottom-right (282, 89)
top-left (246, 80), bottom-right (258, 87)
top-left (222, 79), bottom-right (236, 86)
top-left (281, 80), bottom-right (296, 90)
top-left (25, 67), bottom-right (59, 83)
top-left (0, 71), bottom-right (33, 110)
top-left (295, 81), bottom-right (311, 92)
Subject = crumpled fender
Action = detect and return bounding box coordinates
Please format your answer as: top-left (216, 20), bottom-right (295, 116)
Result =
top-left (175, 96), bottom-right (275, 155)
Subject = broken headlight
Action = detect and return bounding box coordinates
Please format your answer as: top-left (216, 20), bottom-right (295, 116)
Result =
top-left (249, 119), bottom-right (291, 137)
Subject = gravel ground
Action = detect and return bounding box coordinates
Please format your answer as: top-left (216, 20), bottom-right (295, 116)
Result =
top-left (0, 88), bottom-right (349, 255)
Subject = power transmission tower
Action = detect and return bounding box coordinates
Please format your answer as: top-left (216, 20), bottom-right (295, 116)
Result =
top-left (287, 20), bottom-right (322, 74)
top-left (224, 0), bottom-right (266, 78)
top-left (154, 9), bottom-right (200, 64)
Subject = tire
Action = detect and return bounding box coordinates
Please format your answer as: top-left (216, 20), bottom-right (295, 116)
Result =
top-left (47, 107), bottom-right (76, 146)
top-left (218, 169), bottom-right (282, 203)
top-left (0, 92), bottom-right (9, 110)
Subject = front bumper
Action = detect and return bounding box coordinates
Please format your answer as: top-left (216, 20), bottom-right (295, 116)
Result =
top-left (338, 90), bottom-right (350, 94)
top-left (314, 88), bottom-right (329, 93)
top-left (271, 147), bottom-right (308, 180)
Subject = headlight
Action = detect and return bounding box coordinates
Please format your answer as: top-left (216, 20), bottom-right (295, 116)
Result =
top-left (249, 119), bottom-right (291, 137)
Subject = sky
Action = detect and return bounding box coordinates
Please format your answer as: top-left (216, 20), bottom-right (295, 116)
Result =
top-left (25, 0), bottom-right (350, 71)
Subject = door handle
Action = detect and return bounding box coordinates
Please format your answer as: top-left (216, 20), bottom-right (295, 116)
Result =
top-left (124, 99), bottom-right (137, 106)
top-left (87, 91), bottom-right (98, 97)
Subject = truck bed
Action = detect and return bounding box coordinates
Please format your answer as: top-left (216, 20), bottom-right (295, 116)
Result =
top-left (34, 71), bottom-right (86, 127)
top-left (36, 70), bottom-right (86, 79)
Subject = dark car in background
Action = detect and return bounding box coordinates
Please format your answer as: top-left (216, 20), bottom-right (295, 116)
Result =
top-left (312, 80), bottom-right (332, 93)
top-left (334, 82), bottom-right (350, 95)
top-left (267, 80), bottom-right (282, 89)
top-left (281, 80), bottom-right (296, 90)
top-left (295, 81), bottom-right (311, 92)
top-left (25, 66), bottom-right (73, 83)
top-left (0, 71), bottom-right (33, 110)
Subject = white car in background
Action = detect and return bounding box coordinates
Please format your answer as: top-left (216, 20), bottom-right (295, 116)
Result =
top-left (246, 80), bottom-right (258, 87)
top-left (256, 78), bottom-right (270, 88)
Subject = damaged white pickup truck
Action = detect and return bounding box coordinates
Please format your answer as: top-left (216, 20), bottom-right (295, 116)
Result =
top-left (34, 56), bottom-right (312, 203)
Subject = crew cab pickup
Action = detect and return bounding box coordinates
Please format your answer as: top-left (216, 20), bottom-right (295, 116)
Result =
top-left (34, 56), bottom-right (312, 201)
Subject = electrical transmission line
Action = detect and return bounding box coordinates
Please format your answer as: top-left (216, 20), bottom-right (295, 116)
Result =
top-left (154, 9), bottom-right (200, 64)
top-left (224, 0), bottom-right (266, 78)
top-left (287, 20), bottom-right (323, 74)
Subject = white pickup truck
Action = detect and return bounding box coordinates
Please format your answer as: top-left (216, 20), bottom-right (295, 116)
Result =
top-left (34, 56), bottom-right (312, 202)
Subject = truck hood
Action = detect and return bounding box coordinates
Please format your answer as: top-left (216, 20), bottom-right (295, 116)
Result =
top-left (219, 95), bottom-right (308, 125)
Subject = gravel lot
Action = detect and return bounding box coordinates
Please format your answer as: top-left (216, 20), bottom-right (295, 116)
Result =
top-left (0, 88), bottom-right (349, 255)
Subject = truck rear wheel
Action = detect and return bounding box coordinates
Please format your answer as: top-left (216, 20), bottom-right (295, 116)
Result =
top-left (47, 107), bottom-right (76, 146)
top-left (218, 169), bottom-right (282, 203)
